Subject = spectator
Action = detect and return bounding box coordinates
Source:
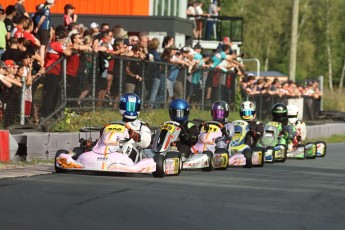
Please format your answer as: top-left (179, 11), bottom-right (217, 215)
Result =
top-left (125, 44), bottom-right (144, 94)
top-left (4, 5), bottom-right (16, 48)
top-left (2, 59), bottom-right (22, 127)
top-left (1, 37), bottom-right (21, 62)
top-left (34, 0), bottom-right (55, 66)
top-left (97, 29), bottom-right (115, 107)
top-left (139, 32), bottom-right (149, 55)
top-left (0, 8), bottom-right (6, 58)
top-left (40, 29), bottom-right (73, 119)
top-left (23, 20), bottom-right (41, 48)
top-left (195, 0), bottom-right (207, 39)
top-left (187, 0), bottom-right (198, 38)
top-left (13, 15), bottom-right (30, 38)
top-left (0, 60), bottom-right (12, 88)
top-left (162, 35), bottom-right (174, 49)
top-left (205, 0), bottom-right (220, 40)
top-left (14, 0), bottom-right (29, 24)
top-left (63, 4), bottom-right (77, 27)
top-left (128, 35), bottom-right (139, 47)
top-left (76, 35), bottom-right (93, 107)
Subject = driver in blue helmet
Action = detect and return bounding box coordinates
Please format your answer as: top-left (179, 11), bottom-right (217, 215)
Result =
top-left (115, 93), bottom-right (152, 161)
top-left (169, 99), bottom-right (199, 160)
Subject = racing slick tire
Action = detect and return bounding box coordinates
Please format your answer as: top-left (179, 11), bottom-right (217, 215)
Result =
top-left (277, 144), bottom-right (287, 163)
top-left (253, 147), bottom-right (265, 167)
top-left (306, 142), bottom-right (317, 159)
top-left (54, 149), bottom-right (68, 173)
top-left (214, 148), bottom-right (229, 170)
top-left (153, 154), bottom-right (165, 178)
top-left (315, 141), bottom-right (327, 157)
top-left (243, 148), bottom-right (253, 168)
top-left (264, 146), bottom-right (275, 163)
top-left (165, 151), bottom-right (183, 175)
top-left (202, 151), bottom-right (214, 172)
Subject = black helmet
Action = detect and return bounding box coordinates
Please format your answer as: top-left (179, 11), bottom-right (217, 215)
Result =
top-left (211, 100), bottom-right (230, 123)
top-left (271, 103), bottom-right (288, 124)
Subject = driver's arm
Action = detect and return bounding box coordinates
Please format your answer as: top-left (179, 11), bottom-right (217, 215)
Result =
top-left (137, 125), bottom-right (152, 149)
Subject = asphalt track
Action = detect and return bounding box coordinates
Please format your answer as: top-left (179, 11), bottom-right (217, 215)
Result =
top-left (0, 143), bottom-right (345, 230)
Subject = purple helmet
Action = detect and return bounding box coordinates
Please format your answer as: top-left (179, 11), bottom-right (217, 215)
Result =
top-left (211, 100), bottom-right (230, 123)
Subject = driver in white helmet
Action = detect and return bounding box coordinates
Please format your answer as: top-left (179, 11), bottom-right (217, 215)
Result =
top-left (287, 104), bottom-right (306, 143)
top-left (239, 101), bottom-right (264, 148)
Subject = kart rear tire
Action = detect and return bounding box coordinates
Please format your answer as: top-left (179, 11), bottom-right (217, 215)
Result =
top-left (153, 154), bottom-right (165, 178)
top-left (264, 146), bottom-right (275, 163)
top-left (253, 147), bottom-right (265, 167)
top-left (55, 149), bottom-right (68, 173)
top-left (315, 141), bottom-right (327, 157)
top-left (202, 151), bottom-right (214, 172)
top-left (243, 148), bottom-right (253, 168)
top-left (165, 151), bottom-right (182, 175)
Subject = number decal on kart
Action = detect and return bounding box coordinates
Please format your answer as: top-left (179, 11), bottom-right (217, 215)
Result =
top-left (203, 124), bottom-right (220, 133)
top-left (104, 124), bottom-right (126, 133)
top-left (162, 124), bottom-right (175, 133)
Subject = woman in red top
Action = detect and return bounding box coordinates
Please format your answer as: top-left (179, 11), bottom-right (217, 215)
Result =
top-left (63, 4), bottom-right (77, 27)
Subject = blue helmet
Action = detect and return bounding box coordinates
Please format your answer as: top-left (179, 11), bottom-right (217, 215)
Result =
top-left (169, 99), bottom-right (190, 123)
top-left (119, 93), bottom-right (141, 120)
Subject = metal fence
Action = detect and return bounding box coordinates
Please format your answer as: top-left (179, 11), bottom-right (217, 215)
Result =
top-left (0, 52), bottom-right (237, 129)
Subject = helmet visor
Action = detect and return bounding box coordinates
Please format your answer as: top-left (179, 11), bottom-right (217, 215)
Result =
top-left (212, 109), bottom-right (225, 120)
top-left (240, 110), bottom-right (253, 117)
top-left (172, 109), bottom-right (188, 118)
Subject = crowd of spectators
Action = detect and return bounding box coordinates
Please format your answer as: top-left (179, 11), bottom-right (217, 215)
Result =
top-left (0, 1), bottom-right (322, 128)
top-left (0, 0), bottom-right (247, 128)
top-left (240, 74), bottom-right (322, 99)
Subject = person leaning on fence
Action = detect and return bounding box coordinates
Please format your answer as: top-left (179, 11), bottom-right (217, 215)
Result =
top-left (40, 29), bottom-right (73, 119)
top-left (76, 35), bottom-right (93, 107)
top-left (125, 44), bottom-right (144, 95)
top-left (2, 59), bottom-right (22, 127)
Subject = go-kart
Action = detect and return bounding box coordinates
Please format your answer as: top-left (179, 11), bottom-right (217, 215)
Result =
top-left (230, 120), bottom-right (265, 168)
top-left (55, 121), bottom-right (158, 176)
top-left (189, 121), bottom-right (229, 171)
top-left (257, 121), bottom-right (287, 163)
top-left (285, 124), bottom-right (316, 159)
top-left (149, 121), bottom-right (184, 177)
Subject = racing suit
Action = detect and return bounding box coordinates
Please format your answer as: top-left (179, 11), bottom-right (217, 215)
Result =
top-left (177, 121), bottom-right (199, 159)
top-left (245, 120), bottom-right (264, 148)
top-left (122, 119), bottom-right (152, 162)
top-left (286, 120), bottom-right (307, 145)
top-left (216, 122), bottom-right (235, 149)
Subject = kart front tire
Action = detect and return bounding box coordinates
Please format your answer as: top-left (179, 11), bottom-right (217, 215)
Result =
top-left (264, 146), bottom-right (275, 163)
top-left (165, 151), bottom-right (182, 176)
top-left (55, 149), bottom-right (68, 173)
top-left (253, 147), bottom-right (265, 167)
top-left (316, 141), bottom-right (327, 157)
top-left (202, 151), bottom-right (214, 172)
top-left (243, 148), bottom-right (253, 168)
top-left (153, 154), bottom-right (165, 178)
top-left (215, 148), bottom-right (229, 170)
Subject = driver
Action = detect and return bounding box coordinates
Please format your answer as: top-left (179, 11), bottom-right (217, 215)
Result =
top-left (286, 104), bottom-right (306, 143)
top-left (204, 100), bottom-right (234, 148)
top-left (239, 101), bottom-right (264, 148)
top-left (169, 99), bottom-right (198, 160)
top-left (111, 93), bottom-right (151, 162)
top-left (271, 103), bottom-right (291, 141)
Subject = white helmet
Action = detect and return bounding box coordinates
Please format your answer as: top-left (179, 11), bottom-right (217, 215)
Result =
top-left (287, 104), bottom-right (299, 124)
top-left (240, 101), bottom-right (256, 121)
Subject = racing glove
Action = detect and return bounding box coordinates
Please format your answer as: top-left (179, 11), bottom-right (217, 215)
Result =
top-left (128, 129), bottom-right (141, 142)
top-left (199, 122), bottom-right (209, 132)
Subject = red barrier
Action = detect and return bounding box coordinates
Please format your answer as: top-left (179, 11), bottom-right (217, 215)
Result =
top-left (0, 130), bottom-right (10, 162)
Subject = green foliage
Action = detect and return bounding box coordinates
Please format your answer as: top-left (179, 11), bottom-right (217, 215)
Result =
top-left (52, 108), bottom-right (241, 132)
